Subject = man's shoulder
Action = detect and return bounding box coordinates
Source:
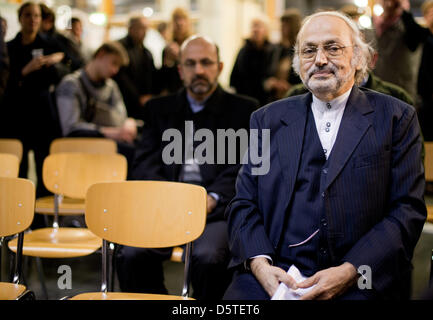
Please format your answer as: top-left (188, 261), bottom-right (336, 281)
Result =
top-left (56, 70), bottom-right (82, 94)
top-left (252, 93), bottom-right (309, 120)
top-left (359, 87), bottom-right (416, 119)
top-left (218, 89), bottom-right (260, 109)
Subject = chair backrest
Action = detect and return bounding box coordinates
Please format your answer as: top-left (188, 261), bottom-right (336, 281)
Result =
top-left (0, 139), bottom-right (23, 162)
top-left (425, 142), bottom-right (433, 182)
top-left (85, 181), bottom-right (207, 248)
top-left (0, 177), bottom-right (35, 237)
top-left (49, 138), bottom-right (117, 155)
top-left (0, 153), bottom-right (20, 178)
top-left (42, 153), bottom-right (127, 199)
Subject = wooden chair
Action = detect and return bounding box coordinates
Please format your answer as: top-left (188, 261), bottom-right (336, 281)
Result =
top-left (49, 137), bottom-right (117, 155)
top-left (0, 153), bottom-right (19, 178)
top-left (0, 178), bottom-right (35, 300)
top-left (70, 181), bottom-right (207, 300)
top-left (425, 142), bottom-right (433, 223)
top-left (8, 153), bottom-right (127, 259)
top-left (36, 138), bottom-right (118, 216)
top-left (0, 139), bottom-right (23, 163)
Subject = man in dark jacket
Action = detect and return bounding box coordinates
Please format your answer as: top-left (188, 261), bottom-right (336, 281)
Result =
top-left (114, 16), bottom-right (158, 120)
top-left (230, 17), bottom-right (275, 106)
top-left (0, 16), bottom-right (9, 102)
top-left (115, 35), bottom-right (259, 300)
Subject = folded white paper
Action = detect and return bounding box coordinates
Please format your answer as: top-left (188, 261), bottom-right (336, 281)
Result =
top-left (271, 265), bottom-right (316, 300)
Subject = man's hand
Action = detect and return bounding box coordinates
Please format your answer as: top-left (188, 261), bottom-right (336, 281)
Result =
top-left (206, 194), bottom-right (217, 214)
top-left (139, 94), bottom-right (152, 106)
top-left (298, 262), bottom-right (357, 300)
top-left (119, 118), bottom-right (138, 143)
top-left (250, 257), bottom-right (298, 298)
top-left (100, 118), bottom-right (137, 144)
top-left (21, 56), bottom-right (46, 76)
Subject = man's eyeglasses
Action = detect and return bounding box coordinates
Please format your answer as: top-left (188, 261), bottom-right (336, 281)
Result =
top-left (299, 44), bottom-right (353, 60)
top-left (182, 59), bottom-right (217, 68)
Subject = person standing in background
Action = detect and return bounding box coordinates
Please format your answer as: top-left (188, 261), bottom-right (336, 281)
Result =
top-left (1, 2), bottom-right (65, 220)
top-left (114, 16), bottom-right (158, 120)
top-left (264, 9), bottom-right (302, 102)
top-left (230, 17), bottom-right (276, 106)
top-left (0, 16), bottom-right (9, 102)
top-left (39, 3), bottom-right (85, 72)
top-left (159, 7), bottom-right (193, 95)
top-left (372, 0), bottom-right (421, 100)
top-left (399, 0), bottom-right (433, 140)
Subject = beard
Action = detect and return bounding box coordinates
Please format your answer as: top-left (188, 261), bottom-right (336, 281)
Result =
top-left (187, 75), bottom-right (215, 95)
top-left (304, 64), bottom-right (341, 94)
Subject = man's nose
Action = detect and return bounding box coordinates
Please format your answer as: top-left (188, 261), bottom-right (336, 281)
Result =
top-left (314, 48), bottom-right (328, 66)
top-left (194, 62), bottom-right (205, 74)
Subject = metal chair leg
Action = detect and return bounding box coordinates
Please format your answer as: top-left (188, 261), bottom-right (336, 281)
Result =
top-left (35, 257), bottom-right (49, 300)
top-left (109, 242), bottom-right (117, 292)
top-left (430, 250), bottom-right (433, 288)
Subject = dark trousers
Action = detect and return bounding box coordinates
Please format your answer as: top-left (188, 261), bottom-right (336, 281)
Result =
top-left (116, 220), bottom-right (232, 300)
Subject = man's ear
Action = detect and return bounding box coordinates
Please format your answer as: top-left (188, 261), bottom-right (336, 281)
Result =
top-left (218, 61), bottom-right (224, 74)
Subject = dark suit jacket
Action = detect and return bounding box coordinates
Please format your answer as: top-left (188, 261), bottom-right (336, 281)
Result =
top-left (132, 86), bottom-right (259, 222)
top-left (226, 86), bottom-right (427, 297)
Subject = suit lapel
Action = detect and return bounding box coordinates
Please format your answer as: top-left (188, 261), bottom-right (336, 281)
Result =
top-left (277, 93), bottom-right (310, 203)
top-left (324, 87), bottom-right (374, 189)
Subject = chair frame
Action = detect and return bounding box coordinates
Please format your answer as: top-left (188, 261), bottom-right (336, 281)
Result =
top-left (72, 181), bottom-right (207, 300)
top-left (0, 177), bottom-right (35, 300)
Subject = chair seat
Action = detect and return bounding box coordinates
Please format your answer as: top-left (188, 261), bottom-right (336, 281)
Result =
top-left (70, 292), bottom-right (194, 300)
top-left (171, 246), bottom-right (183, 262)
top-left (0, 283), bottom-right (26, 300)
top-left (35, 196), bottom-right (85, 215)
top-left (428, 205), bottom-right (433, 223)
top-left (8, 228), bottom-right (102, 258)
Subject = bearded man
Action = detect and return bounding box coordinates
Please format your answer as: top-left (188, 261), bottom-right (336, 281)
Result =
top-left (224, 11), bottom-right (426, 300)
top-left (115, 35), bottom-right (258, 300)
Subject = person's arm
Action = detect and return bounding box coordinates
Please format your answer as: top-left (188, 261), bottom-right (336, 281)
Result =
top-left (418, 39), bottom-right (433, 101)
top-left (339, 105), bottom-right (426, 295)
top-left (400, 9), bottom-right (430, 51)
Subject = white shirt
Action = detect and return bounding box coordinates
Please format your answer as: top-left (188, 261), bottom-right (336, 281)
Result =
top-left (248, 87), bottom-right (353, 267)
top-left (311, 87), bottom-right (352, 159)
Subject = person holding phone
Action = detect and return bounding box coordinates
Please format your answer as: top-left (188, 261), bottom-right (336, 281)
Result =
top-left (1, 2), bottom-right (67, 228)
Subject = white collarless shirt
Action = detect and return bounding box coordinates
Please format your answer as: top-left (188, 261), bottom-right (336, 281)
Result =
top-left (311, 88), bottom-right (352, 159)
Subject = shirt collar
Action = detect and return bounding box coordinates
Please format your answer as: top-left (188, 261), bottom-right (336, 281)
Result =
top-left (311, 87), bottom-right (352, 114)
top-left (186, 93), bottom-right (209, 114)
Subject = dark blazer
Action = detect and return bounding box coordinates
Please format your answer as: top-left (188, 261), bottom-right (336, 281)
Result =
top-left (132, 86), bottom-right (259, 222)
top-left (114, 35), bottom-right (158, 119)
top-left (226, 86), bottom-right (426, 297)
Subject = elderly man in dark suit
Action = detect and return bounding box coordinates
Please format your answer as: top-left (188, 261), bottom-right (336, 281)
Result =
top-left (224, 11), bottom-right (426, 300)
top-left (115, 35), bottom-right (258, 300)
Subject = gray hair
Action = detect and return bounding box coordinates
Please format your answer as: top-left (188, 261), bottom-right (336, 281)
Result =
top-left (292, 11), bottom-right (372, 85)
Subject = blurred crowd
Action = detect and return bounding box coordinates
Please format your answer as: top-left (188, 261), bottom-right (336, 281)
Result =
top-left (0, 0), bottom-right (431, 203)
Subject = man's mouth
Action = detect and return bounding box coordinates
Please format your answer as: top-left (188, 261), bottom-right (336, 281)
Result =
top-left (310, 70), bottom-right (334, 79)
